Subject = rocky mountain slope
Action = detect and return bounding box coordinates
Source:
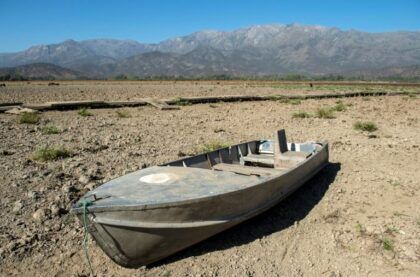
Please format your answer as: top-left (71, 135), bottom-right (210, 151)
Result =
top-left (0, 63), bottom-right (83, 80)
top-left (0, 24), bottom-right (419, 77)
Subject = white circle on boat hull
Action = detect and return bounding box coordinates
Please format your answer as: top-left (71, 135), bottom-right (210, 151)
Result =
top-left (139, 173), bottom-right (174, 184)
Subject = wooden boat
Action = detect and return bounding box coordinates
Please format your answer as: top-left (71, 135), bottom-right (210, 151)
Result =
top-left (72, 130), bottom-right (329, 268)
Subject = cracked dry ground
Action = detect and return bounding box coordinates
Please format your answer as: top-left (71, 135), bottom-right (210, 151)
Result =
top-left (0, 89), bottom-right (419, 276)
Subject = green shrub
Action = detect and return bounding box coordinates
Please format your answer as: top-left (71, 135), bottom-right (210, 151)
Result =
top-left (41, 125), bottom-right (61, 134)
top-left (381, 237), bottom-right (394, 251)
top-left (332, 101), bottom-right (347, 112)
top-left (18, 112), bottom-right (40, 124)
top-left (267, 95), bottom-right (282, 101)
top-left (316, 107), bottom-right (335, 119)
top-left (116, 110), bottom-right (131, 118)
top-left (31, 146), bottom-right (71, 161)
top-left (289, 99), bottom-right (302, 105)
top-left (174, 97), bottom-right (192, 106)
top-left (199, 141), bottom-right (229, 153)
top-left (355, 223), bottom-right (366, 234)
top-left (353, 121), bottom-right (378, 132)
top-left (279, 98), bottom-right (302, 105)
top-left (78, 108), bottom-right (93, 117)
top-left (404, 92), bottom-right (417, 98)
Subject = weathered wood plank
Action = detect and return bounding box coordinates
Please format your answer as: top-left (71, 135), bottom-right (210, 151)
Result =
top-left (0, 105), bottom-right (22, 113)
top-left (105, 100), bottom-right (147, 107)
top-left (243, 154), bottom-right (274, 166)
top-left (23, 104), bottom-right (53, 111)
top-left (47, 100), bottom-right (106, 109)
top-left (213, 163), bottom-right (281, 176)
top-left (7, 91), bottom-right (418, 113)
top-left (144, 98), bottom-right (180, 110)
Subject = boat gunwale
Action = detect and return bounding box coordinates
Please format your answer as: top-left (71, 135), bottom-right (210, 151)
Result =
top-left (71, 141), bottom-right (328, 214)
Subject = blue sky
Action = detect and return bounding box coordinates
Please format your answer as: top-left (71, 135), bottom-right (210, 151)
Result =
top-left (0, 0), bottom-right (419, 52)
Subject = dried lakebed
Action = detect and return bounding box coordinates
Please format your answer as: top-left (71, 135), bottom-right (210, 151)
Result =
top-left (0, 94), bottom-right (419, 276)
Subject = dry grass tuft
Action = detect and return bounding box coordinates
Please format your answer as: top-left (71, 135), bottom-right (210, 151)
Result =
top-left (116, 110), bottom-right (131, 118)
top-left (381, 237), bottom-right (394, 251)
top-left (78, 108), bottom-right (93, 117)
top-left (199, 141), bottom-right (230, 153)
top-left (41, 125), bottom-right (61, 134)
top-left (354, 121), bottom-right (378, 132)
top-left (31, 146), bottom-right (71, 162)
top-left (316, 107), bottom-right (335, 119)
top-left (19, 112), bottom-right (40, 124)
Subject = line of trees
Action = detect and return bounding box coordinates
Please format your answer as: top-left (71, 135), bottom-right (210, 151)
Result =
top-left (0, 74), bottom-right (28, 81)
top-left (110, 73), bottom-right (420, 82)
top-left (1, 73), bottom-right (419, 82)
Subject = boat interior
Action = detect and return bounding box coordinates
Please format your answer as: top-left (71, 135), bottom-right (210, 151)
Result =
top-left (75, 130), bottom-right (323, 208)
top-left (164, 130), bottom-right (320, 176)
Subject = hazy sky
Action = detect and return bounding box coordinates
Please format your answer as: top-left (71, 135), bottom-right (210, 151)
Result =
top-left (1, 0), bottom-right (419, 52)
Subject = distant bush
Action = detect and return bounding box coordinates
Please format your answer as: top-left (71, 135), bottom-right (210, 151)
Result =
top-left (0, 74), bottom-right (28, 81)
top-left (114, 74), bottom-right (128, 80)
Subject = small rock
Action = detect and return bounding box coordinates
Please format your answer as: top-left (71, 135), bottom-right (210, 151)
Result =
top-left (402, 246), bottom-right (417, 261)
top-left (87, 167), bottom-right (101, 180)
top-left (32, 208), bottom-right (47, 222)
top-left (177, 151), bottom-right (187, 157)
top-left (6, 241), bottom-right (18, 251)
top-left (62, 184), bottom-right (76, 193)
top-left (50, 204), bottom-right (60, 216)
top-left (1, 149), bottom-right (14, 156)
top-left (27, 191), bottom-right (38, 199)
top-left (12, 200), bottom-right (23, 213)
top-left (85, 182), bottom-right (96, 191)
top-left (78, 175), bottom-right (90, 185)
top-left (55, 172), bottom-right (65, 180)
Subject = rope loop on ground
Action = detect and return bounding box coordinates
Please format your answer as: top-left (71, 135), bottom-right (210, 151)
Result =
top-left (78, 199), bottom-right (95, 276)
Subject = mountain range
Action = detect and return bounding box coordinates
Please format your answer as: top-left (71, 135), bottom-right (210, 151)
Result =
top-left (1, 24), bottom-right (419, 79)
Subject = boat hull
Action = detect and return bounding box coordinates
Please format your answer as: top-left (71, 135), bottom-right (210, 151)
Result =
top-left (76, 143), bottom-right (329, 267)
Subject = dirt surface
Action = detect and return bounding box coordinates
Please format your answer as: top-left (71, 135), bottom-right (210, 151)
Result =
top-left (0, 80), bottom-right (419, 104)
top-left (0, 83), bottom-right (419, 276)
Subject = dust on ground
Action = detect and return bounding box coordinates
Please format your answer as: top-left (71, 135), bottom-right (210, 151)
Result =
top-left (0, 82), bottom-right (419, 276)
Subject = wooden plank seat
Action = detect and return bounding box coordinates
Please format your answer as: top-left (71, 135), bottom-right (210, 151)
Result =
top-left (243, 151), bottom-right (311, 167)
top-left (212, 163), bottom-right (282, 176)
top-left (243, 154), bottom-right (275, 166)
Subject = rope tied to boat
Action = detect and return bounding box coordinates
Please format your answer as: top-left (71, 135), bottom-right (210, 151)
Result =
top-left (78, 199), bottom-right (95, 276)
